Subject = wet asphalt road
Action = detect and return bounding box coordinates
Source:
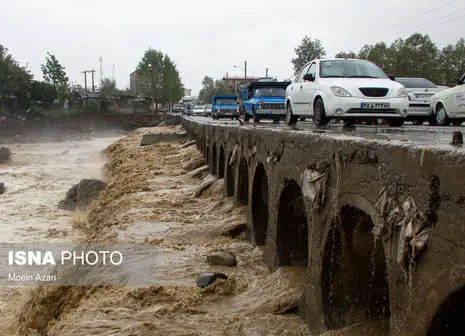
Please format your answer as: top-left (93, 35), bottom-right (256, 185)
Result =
top-left (183, 115), bottom-right (465, 151)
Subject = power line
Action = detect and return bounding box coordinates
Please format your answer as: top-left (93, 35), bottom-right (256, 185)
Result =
top-left (379, 0), bottom-right (458, 33)
top-left (386, 8), bottom-right (465, 43)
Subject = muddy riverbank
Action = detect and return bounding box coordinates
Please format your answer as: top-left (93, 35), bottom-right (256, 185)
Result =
top-left (0, 113), bottom-right (177, 144)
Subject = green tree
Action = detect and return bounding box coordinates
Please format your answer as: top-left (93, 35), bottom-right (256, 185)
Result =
top-left (198, 76), bottom-right (215, 102)
top-left (136, 48), bottom-right (164, 108)
top-left (161, 55), bottom-right (184, 109)
top-left (30, 81), bottom-right (57, 105)
top-left (335, 51), bottom-right (357, 58)
top-left (439, 38), bottom-right (465, 85)
top-left (0, 45), bottom-right (33, 111)
top-left (99, 78), bottom-right (117, 111)
top-left (41, 52), bottom-right (70, 102)
top-left (213, 80), bottom-right (234, 96)
top-left (291, 36), bottom-right (326, 72)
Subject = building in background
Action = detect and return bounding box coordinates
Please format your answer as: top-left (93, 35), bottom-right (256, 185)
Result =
top-left (130, 71), bottom-right (138, 95)
top-left (184, 88), bottom-right (192, 96)
top-left (222, 75), bottom-right (259, 93)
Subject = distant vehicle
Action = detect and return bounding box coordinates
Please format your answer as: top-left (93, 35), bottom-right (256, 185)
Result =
top-left (204, 104), bottom-right (212, 116)
top-left (172, 103), bottom-right (183, 113)
top-left (285, 58), bottom-right (409, 127)
top-left (192, 105), bottom-right (207, 116)
top-left (395, 77), bottom-right (444, 125)
top-left (429, 73), bottom-right (465, 126)
top-left (211, 95), bottom-right (240, 120)
top-left (238, 80), bottom-right (291, 123)
top-left (182, 95), bottom-right (194, 115)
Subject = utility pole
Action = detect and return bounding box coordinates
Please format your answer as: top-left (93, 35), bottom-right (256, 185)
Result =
top-left (82, 70), bottom-right (89, 92)
top-left (244, 60), bottom-right (247, 78)
top-left (112, 64), bottom-right (115, 81)
top-left (266, 68), bottom-right (269, 77)
top-left (99, 57), bottom-right (103, 83)
top-left (90, 69), bottom-right (96, 92)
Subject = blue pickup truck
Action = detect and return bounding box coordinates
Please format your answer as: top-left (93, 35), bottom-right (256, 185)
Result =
top-left (239, 81), bottom-right (291, 123)
top-left (211, 95), bottom-right (240, 120)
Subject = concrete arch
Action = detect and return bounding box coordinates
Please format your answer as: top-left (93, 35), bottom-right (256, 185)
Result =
top-left (212, 142), bottom-right (217, 176)
top-left (237, 157), bottom-right (249, 206)
top-left (277, 180), bottom-right (308, 266)
top-left (251, 163), bottom-right (269, 246)
top-left (219, 146), bottom-right (225, 179)
top-left (321, 204), bottom-right (390, 331)
top-left (427, 285), bottom-right (465, 335)
top-left (226, 152), bottom-right (234, 197)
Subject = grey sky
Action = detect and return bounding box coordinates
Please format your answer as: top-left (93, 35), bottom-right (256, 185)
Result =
top-left (1, 0), bottom-right (464, 96)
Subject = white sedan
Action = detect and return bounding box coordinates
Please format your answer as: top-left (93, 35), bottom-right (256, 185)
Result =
top-left (285, 58), bottom-right (409, 127)
top-left (192, 105), bottom-right (207, 116)
top-left (429, 74), bottom-right (465, 126)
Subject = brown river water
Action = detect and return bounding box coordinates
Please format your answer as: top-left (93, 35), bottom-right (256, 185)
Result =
top-left (0, 126), bottom-right (387, 335)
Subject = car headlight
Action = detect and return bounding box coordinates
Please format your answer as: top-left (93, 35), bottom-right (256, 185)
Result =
top-left (330, 86), bottom-right (351, 97)
top-left (258, 101), bottom-right (263, 109)
top-left (396, 88), bottom-right (408, 97)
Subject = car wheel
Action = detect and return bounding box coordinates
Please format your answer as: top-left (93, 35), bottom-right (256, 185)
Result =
top-left (244, 114), bottom-right (250, 123)
top-left (313, 98), bottom-right (329, 126)
top-left (285, 104), bottom-right (297, 126)
top-left (387, 119), bottom-right (405, 127)
top-left (253, 114), bottom-right (260, 123)
top-left (435, 104), bottom-right (450, 126)
top-left (451, 119), bottom-right (463, 126)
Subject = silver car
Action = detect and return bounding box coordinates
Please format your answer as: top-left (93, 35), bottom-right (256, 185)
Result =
top-left (395, 77), bottom-right (444, 125)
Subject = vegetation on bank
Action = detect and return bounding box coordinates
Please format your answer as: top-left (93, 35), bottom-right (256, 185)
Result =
top-left (0, 45), bottom-right (185, 117)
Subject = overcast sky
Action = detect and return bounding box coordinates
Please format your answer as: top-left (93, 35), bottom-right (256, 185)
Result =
top-left (1, 0), bottom-right (464, 95)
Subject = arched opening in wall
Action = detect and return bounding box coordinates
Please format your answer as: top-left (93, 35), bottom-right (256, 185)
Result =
top-left (226, 153), bottom-right (234, 197)
top-left (211, 143), bottom-right (217, 176)
top-left (252, 164), bottom-right (269, 245)
top-left (237, 157), bottom-right (249, 206)
top-left (219, 146), bottom-right (225, 179)
top-left (427, 286), bottom-right (465, 335)
top-left (321, 205), bottom-right (390, 331)
top-left (277, 180), bottom-right (308, 266)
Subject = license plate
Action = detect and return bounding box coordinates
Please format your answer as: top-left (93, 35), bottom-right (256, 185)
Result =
top-left (360, 102), bottom-right (390, 109)
top-left (415, 94), bottom-right (431, 100)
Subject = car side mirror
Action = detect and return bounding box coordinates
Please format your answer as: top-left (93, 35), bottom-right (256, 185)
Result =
top-left (303, 73), bottom-right (315, 81)
top-left (387, 74), bottom-right (396, 81)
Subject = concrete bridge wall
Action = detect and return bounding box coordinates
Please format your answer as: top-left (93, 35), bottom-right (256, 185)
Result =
top-left (182, 119), bottom-right (465, 336)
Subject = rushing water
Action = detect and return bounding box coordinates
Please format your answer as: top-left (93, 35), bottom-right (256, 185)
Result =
top-left (0, 130), bottom-right (387, 335)
top-left (0, 137), bottom-right (121, 243)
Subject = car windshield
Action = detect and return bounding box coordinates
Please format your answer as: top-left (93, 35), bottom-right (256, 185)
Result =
top-left (194, 106), bottom-right (203, 109)
top-left (319, 60), bottom-right (387, 78)
top-left (396, 77), bottom-right (438, 88)
top-left (254, 87), bottom-right (285, 97)
top-left (215, 98), bottom-right (236, 104)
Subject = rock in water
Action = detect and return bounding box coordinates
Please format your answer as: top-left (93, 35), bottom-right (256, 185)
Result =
top-left (0, 147), bottom-right (11, 163)
top-left (58, 179), bottom-right (106, 211)
top-left (0, 182), bottom-right (5, 195)
top-left (452, 131), bottom-right (463, 145)
top-left (196, 272), bottom-right (228, 288)
top-left (207, 250), bottom-right (237, 267)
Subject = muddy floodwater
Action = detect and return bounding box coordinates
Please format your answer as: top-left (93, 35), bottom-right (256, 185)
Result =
top-left (0, 127), bottom-right (387, 335)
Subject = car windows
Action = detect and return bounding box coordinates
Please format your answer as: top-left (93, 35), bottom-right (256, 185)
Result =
top-left (307, 63), bottom-right (316, 78)
top-left (296, 63), bottom-right (311, 82)
top-left (396, 78), bottom-right (438, 88)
